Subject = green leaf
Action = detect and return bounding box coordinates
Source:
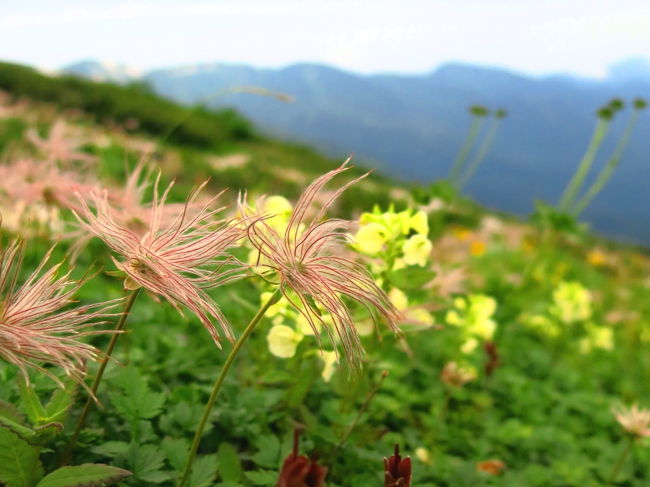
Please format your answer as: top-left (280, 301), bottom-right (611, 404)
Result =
top-left (18, 380), bottom-right (47, 425)
top-left (388, 267), bottom-right (437, 289)
top-left (189, 454), bottom-right (218, 487)
top-left (217, 443), bottom-right (243, 483)
top-left (128, 443), bottom-right (170, 484)
top-left (0, 428), bottom-right (43, 487)
top-left (109, 367), bottom-right (166, 421)
top-left (35, 464), bottom-right (131, 487)
top-left (43, 381), bottom-right (77, 424)
top-left (251, 435), bottom-right (281, 469)
top-left (161, 437), bottom-right (189, 472)
top-left (245, 470), bottom-right (277, 486)
top-left (0, 414), bottom-right (37, 443)
top-left (0, 400), bottom-right (26, 424)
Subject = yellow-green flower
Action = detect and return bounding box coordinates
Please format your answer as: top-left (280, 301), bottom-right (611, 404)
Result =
top-left (579, 323), bottom-right (613, 353)
top-left (354, 222), bottom-right (387, 255)
top-left (388, 288), bottom-right (409, 311)
top-left (267, 325), bottom-right (304, 358)
top-left (388, 287), bottom-right (434, 326)
top-left (259, 195), bottom-right (293, 231)
top-left (402, 234), bottom-right (433, 267)
top-left (319, 350), bottom-right (338, 381)
top-left (551, 281), bottom-right (592, 323)
top-left (409, 211), bottom-right (429, 236)
top-left (521, 313), bottom-right (561, 338)
top-left (446, 294), bottom-right (498, 350)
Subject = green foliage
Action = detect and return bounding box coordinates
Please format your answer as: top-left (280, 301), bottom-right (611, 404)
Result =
top-left (35, 464), bottom-right (131, 487)
top-left (0, 429), bottom-right (43, 487)
top-left (0, 62), bottom-right (254, 149)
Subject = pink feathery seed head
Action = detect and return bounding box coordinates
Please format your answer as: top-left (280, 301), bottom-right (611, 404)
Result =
top-left (614, 404), bottom-right (650, 438)
top-left (0, 158), bottom-right (98, 213)
top-left (242, 160), bottom-right (400, 368)
top-left (27, 119), bottom-right (96, 166)
top-left (0, 239), bottom-right (123, 386)
top-left (74, 175), bottom-right (247, 345)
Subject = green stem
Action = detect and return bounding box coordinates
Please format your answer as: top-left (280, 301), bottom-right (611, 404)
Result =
top-left (61, 287), bottom-right (141, 465)
top-left (607, 436), bottom-right (634, 485)
top-left (177, 288), bottom-right (281, 487)
top-left (449, 117), bottom-right (483, 184)
top-left (457, 117), bottom-right (501, 190)
top-left (336, 370), bottom-right (388, 450)
top-left (431, 387), bottom-right (451, 447)
top-left (558, 118), bottom-right (609, 211)
top-left (573, 111), bottom-right (639, 216)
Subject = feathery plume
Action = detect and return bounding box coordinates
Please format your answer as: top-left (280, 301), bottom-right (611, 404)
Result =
top-left (614, 404), bottom-right (650, 439)
top-left (74, 175), bottom-right (245, 344)
top-left (242, 161), bottom-right (400, 367)
top-left (0, 239), bottom-right (120, 385)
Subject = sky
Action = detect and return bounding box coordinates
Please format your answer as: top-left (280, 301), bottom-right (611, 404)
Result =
top-left (1, 0), bottom-right (649, 78)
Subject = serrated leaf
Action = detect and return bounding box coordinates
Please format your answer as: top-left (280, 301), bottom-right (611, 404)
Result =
top-left (189, 454), bottom-right (218, 487)
top-left (18, 379), bottom-right (47, 425)
top-left (91, 441), bottom-right (130, 459)
top-left (217, 443), bottom-right (243, 483)
top-left (245, 470), bottom-right (277, 486)
top-left (251, 435), bottom-right (280, 469)
top-left (128, 443), bottom-right (169, 484)
top-left (0, 414), bottom-right (36, 443)
top-left (161, 437), bottom-right (189, 472)
top-left (35, 464), bottom-right (131, 487)
top-left (43, 381), bottom-right (77, 424)
top-left (0, 428), bottom-right (43, 487)
top-left (0, 400), bottom-right (26, 425)
top-left (109, 367), bottom-right (166, 421)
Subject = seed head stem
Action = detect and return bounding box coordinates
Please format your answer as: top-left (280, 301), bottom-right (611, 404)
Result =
top-left (177, 287), bottom-right (281, 487)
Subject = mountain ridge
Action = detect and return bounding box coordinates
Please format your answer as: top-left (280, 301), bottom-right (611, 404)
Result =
top-left (62, 59), bottom-right (650, 243)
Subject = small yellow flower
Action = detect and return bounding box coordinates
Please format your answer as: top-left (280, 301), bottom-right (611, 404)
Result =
top-left (587, 249), bottom-right (607, 266)
top-left (447, 294), bottom-right (498, 349)
top-left (261, 291), bottom-right (289, 318)
top-left (470, 241), bottom-right (486, 257)
top-left (402, 234), bottom-right (432, 267)
top-left (259, 195), bottom-right (293, 231)
top-left (415, 447), bottom-right (432, 465)
top-left (551, 281), bottom-right (592, 323)
top-left (579, 323), bottom-right (613, 353)
top-left (295, 311), bottom-right (324, 336)
top-left (388, 288), bottom-right (409, 311)
top-left (409, 211), bottom-right (429, 236)
top-left (267, 325), bottom-right (304, 358)
top-left (354, 222), bottom-right (387, 255)
top-left (319, 350), bottom-right (338, 381)
top-left (407, 308), bottom-right (434, 326)
top-left (521, 313), bottom-right (561, 337)
top-left (461, 337), bottom-right (479, 354)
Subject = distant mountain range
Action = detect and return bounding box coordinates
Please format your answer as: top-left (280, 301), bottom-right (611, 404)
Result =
top-left (63, 59), bottom-right (650, 243)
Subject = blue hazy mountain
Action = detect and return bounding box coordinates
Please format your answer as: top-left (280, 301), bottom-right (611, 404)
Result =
top-left (63, 60), bottom-right (650, 242)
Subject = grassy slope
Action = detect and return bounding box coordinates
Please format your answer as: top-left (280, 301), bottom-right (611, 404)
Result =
top-left (1, 62), bottom-right (650, 486)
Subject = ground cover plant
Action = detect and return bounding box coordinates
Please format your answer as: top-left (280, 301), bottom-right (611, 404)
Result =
top-left (1, 74), bottom-right (650, 487)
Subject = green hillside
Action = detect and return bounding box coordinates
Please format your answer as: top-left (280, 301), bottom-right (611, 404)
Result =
top-left (1, 62), bottom-right (650, 487)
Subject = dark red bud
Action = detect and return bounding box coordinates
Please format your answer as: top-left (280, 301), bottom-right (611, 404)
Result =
top-left (384, 444), bottom-right (411, 487)
top-left (276, 430), bottom-right (328, 487)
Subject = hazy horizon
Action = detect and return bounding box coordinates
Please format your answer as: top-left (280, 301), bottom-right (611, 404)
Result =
top-left (2, 0), bottom-right (650, 79)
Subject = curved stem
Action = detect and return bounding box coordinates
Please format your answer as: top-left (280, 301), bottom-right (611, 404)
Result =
top-left (335, 370), bottom-right (388, 450)
top-left (558, 118), bottom-right (609, 212)
top-left (177, 288), bottom-right (281, 487)
top-left (449, 117), bottom-right (482, 185)
top-left (607, 436), bottom-right (634, 485)
top-left (61, 287), bottom-right (141, 465)
top-left (573, 111), bottom-right (639, 216)
top-left (457, 117), bottom-right (501, 190)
